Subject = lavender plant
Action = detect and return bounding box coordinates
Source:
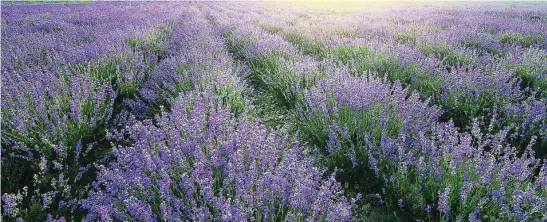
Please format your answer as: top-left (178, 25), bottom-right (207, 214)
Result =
top-left (83, 91), bottom-right (356, 221)
top-left (296, 67), bottom-right (547, 221)
top-left (1, 68), bottom-right (115, 220)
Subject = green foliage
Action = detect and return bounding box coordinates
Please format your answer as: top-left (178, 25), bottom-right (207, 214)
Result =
top-left (510, 50), bottom-right (547, 98)
top-left (75, 55), bottom-right (123, 84)
top-left (329, 45), bottom-right (411, 82)
top-left (420, 43), bottom-right (471, 67)
top-left (301, 103), bottom-right (403, 149)
top-left (213, 83), bottom-right (246, 118)
top-left (223, 28), bottom-right (314, 112)
top-left (176, 76), bottom-right (195, 93)
top-left (124, 37), bottom-right (139, 51)
top-left (393, 32), bottom-right (417, 45)
top-left (222, 27), bottom-right (323, 131)
top-left (439, 88), bottom-right (501, 129)
top-left (248, 54), bottom-right (310, 110)
top-left (264, 25), bottom-right (284, 34)
top-left (500, 32), bottom-right (543, 48)
top-left (523, 15), bottom-right (547, 22)
top-left (71, 54), bottom-right (141, 98)
top-left (334, 29), bottom-right (356, 38)
top-left (328, 45), bottom-right (443, 99)
top-left (514, 65), bottom-right (547, 98)
top-left (255, 19), bottom-right (285, 34)
top-left (409, 69), bottom-right (444, 99)
top-left (123, 24), bottom-right (173, 61)
top-left (330, 45), bottom-right (373, 65)
top-left (145, 65), bottom-right (196, 116)
top-left (297, 102), bottom-right (404, 200)
top-left (460, 37), bottom-right (502, 56)
top-left (222, 28), bottom-right (253, 60)
top-left (146, 25), bottom-right (172, 58)
top-left (481, 26), bottom-right (499, 35)
top-left (329, 45), bottom-right (380, 76)
top-left (284, 33), bottom-right (327, 59)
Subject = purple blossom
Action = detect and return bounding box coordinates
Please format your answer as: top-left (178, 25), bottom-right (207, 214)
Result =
top-left (438, 185), bottom-right (452, 217)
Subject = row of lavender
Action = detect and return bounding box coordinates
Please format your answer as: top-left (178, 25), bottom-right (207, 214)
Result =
top-left (208, 2), bottom-right (547, 221)
top-left (1, 2), bottom-right (188, 220)
top-left (254, 2), bottom-right (547, 152)
top-left (1, 3), bottom-right (355, 221)
top-left (84, 6), bottom-right (355, 221)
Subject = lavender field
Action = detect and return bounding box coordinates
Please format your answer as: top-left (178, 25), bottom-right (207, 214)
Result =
top-left (1, 1), bottom-right (547, 221)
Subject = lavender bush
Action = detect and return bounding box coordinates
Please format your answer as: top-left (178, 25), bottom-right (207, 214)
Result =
top-left (83, 91), bottom-right (356, 221)
top-left (295, 67), bottom-right (547, 221)
top-left (1, 67), bottom-right (115, 221)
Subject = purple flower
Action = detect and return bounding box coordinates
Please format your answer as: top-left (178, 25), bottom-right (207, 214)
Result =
top-left (438, 185), bottom-right (452, 216)
top-left (376, 193), bottom-right (384, 206)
